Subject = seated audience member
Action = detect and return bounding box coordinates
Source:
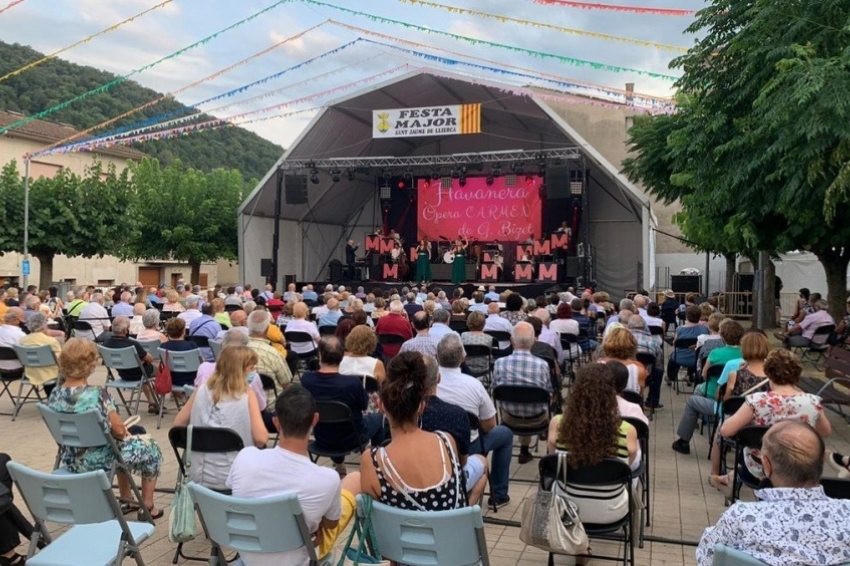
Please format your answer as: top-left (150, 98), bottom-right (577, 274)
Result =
top-left (160, 317), bottom-right (201, 388)
top-left (429, 308), bottom-right (458, 343)
top-left (667, 305), bottom-right (709, 384)
top-left (247, 310), bottom-right (292, 394)
top-left (403, 293), bottom-right (423, 318)
top-left (627, 314), bottom-right (663, 407)
top-left (550, 303), bottom-right (579, 336)
top-left (18, 312), bottom-right (62, 397)
top-left (0, 308), bottom-right (26, 377)
top-left (284, 302), bottom-right (320, 354)
top-left (275, 302), bottom-right (295, 327)
top-left (301, 336), bottom-right (384, 477)
top-left (301, 285), bottom-right (319, 302)
top-left (469, 292), bottom-right (487, 313)
top-left (598, 327), bottom-right (646, 394)
top-left (101, 316), bottom-right (158, 413)
top-left (450, 300), bottom-right (467, 322)
top-left (775, 298), bottom-right (834, 349)
top-left (374, 300), bottom-right (413, 358)
top-left (570, 297), bottom-right (598, 351)
top-left (643, 302), bottom-right (665, 333)
top-left (64, 288), bottom-right (88, 317)
top-left (500, 293), bottom-right (528, 325)
top-left (420, 354), bottom-right (489, 505)
top-left (361, 351), bottom-right (468, 511)
top-left (435, 334), bottom-right (513, 508)
top-left (110, 291), bottom-right (134, 319)
top-left (697, 312), bottom-right (724, 350)
top-left (460, 311), bottom-right (495, 377)
top-left (334, 318), bottom-right (355, 343)
top-left (137, 308), bottom-right (167, 343)
top-left (697, 420), bottom-right (850, 566)
top-left (48, 339), bottom-right (163, 519)
top-left (228, 385), bottom-right (362, 564)
top-left (187, 303), bottom-right (219, 362)
top-left (525, 316), bottom-right (560, 382)
top-left (484, 302), bottom-right (512, 346)
top-left (174, 345), bottom-right (268, 490)
top-left (603, 360), bottom-right (649, 425)
top-left (546, 363), bottom-right (639, 525)
top-left (532, 309), bottom-right (565, 363)
top-left (786, 288), bottom-right (813, 329)
top-left (399, 311), bottom-right (439, 357)
top-left (129, 303), bottom-right (146, 336)
top-left (211, 298), bottom-right (231, 329)
top-left (161, 289), bottom-right (185, 313)
top-left (708, 349), bottom-right (831, 498)
top-left (698, 319), bottom-right (744, 395)
top-left (370, 297), bottom-right (388, 320)
top-left (340, 326), bottom-right (385, 413)
top-left (77, 293), bottom-right (111, 342)
top-left (492, 322), bottom-right (552, 465)
top-left (317, 298), bottom-right (343, 329)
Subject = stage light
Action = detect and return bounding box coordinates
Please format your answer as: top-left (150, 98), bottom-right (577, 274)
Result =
top-left (450, 168), bottom-right (460, 179)
top-left (459, 176), bottom-right (467, 187)
top-left (460, 165), bottom-right (468, 175)
top-left (347, 169), bottom-right (355, 181)
top-left (380, 184), bottom-right (392, 200)
top-left (382, 168), bottom-right (391, 181)
top-left (431, 169), bottom-right (440, 181)
top-left (525, 175), bottom-right (534, 186)
top-left (331, 169), bottom-right (341, 183)
top-left (570, 171), bottom-right (584, 195)
top-left (310, 170), bottom-right (320, 185)
top-left (511, 162), bottom-right (525, 175)
top-left (491, 163), bottom-right (501, 177)
top-left (397, 179), bottom-right (406, 189)
top-left (403, 170), bottom-right (414, 182)
top-left (485, 175), bottom-right (494, 186)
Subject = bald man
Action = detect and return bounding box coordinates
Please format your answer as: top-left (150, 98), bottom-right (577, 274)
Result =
top-left (697, 420), bottom-right (850, 566)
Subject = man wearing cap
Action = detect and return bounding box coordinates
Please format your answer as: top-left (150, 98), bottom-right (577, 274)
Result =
top-left (178, 295), bottom-right (204, 326)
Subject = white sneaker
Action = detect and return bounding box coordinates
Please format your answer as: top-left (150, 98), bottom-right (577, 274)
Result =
top-left (827, 451), bottom-right (850, 478)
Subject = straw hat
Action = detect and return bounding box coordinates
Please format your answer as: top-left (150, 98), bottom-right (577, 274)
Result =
top-left (663, 289), bottom-right (675, 299)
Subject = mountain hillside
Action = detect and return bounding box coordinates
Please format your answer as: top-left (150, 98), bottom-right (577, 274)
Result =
top-left (0, 41), bottom-right (282, 181)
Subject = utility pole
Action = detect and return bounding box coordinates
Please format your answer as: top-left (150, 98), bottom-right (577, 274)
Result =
top-left (22, 156), bottom-right (30, 289)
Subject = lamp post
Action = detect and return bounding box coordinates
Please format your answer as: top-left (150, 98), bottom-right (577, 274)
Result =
top-left (22, 155), bottom-right (30, 290)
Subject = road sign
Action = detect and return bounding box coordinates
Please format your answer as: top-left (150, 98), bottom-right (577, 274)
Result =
top-left (21, 259), bottom-right (30, 276)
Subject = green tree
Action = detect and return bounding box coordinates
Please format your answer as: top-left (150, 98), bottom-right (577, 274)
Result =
top-left (122, 158), bottom-right (244, 284)
top-left (0, 159), bottom-right (134, 289)
top-left (623, 0), bottom-right (850, 320)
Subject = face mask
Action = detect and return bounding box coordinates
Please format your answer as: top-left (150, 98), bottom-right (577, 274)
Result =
top-left (246, 371), bottom-right (258, 385)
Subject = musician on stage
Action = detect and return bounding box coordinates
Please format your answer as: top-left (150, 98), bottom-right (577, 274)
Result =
top-left (345, 239), bottom-right (358, 280)
top-left (556, 220), bottom-right (571, 263)
top-left (451, 235), bottom-right (468, 285)
top-left (557, 220), bottom-right (572, 235)
top-left (523, 233), bottom-right (535, 244)
top-left (415, 238), bottom-right (432, 285)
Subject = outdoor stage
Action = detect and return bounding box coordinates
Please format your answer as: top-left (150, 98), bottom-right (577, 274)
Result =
top-left (300, 280), bottom-right (567, 299)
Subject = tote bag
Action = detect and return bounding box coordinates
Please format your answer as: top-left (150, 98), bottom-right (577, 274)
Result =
top-left (169, 424), bottom-right (197, 543)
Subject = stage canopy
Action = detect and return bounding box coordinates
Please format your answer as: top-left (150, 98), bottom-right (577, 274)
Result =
top-left (238, 70), bottom-right (655, 296)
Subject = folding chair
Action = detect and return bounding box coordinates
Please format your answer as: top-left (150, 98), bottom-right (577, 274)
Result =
top-left (670, 337), bottom-right (699, 394)
top-left (8, 344), bottom-right (58, 421)
top-left (258, 373), bottom-right (280, 400)
top-left (190, 484), bottom-right (330, 566)
top-left (376, 333), bottom-right (406, 362)
top-left (223, 304), bottom-right (241, 313)
top-left (136, 339), bottom-right (162, 362)
top-left (209, 338), bottom-right (222, 360)
top-left (698, 365), bottom-right (726, 438)
top-left (711, 544), bottom-right (770, 565)
top-left (284, 331), bottom-right (319, 375)
top-left (362, 494), bottom-right (490, 566)
top-left (0, 346), bottom-right (24, 415)
top-left (318, 325), bottom-right (337, 336)
top-left (156, 347), bottom-right (204, 429)
top-left (467, 412), bottom-right (498, 512)
top-left (72, 319), bottom-right (95, 340)
top-left (168, 426), bottom-right (245, 563)
top-left (449, 319), bottom-right (469, 333)
top-left (539, 455), bottom-right (634, 566)
top-left (726, 425), bottom-right (770, 504)
top-left (648, 325), bottom-right (664, 337)
top-left (712, 396), bottom-right (747, 472)
top-left (622, 416), bottom-right (650, 546)
top-left (559, 333), bottom-right (582, 386)
top-left (307, 400), bottom-right (369, 466)
top-left (463, 343), bottom-right (493, 387)
top-left (98, 345), bottom-right (150, 416)
top-left (484, 330), bottom-right (512, 359)
top-left (801, 324), bottom-right (835, 368)
top-left (491, 385), bottom-right (551, 462)
top-left (37, 404), bottom-right (153, 523)
top-left (635, 352), bottom-right (656, 420)
top-left (8, 463), bottom-right (154, 566)
top-left (821, 477), bottom-right (850, 500)
top-left (186, 335), bottom-right (210, 349)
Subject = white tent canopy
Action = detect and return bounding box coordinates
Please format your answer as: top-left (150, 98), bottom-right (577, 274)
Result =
top-left (239, 70), bottom-right (654, 295)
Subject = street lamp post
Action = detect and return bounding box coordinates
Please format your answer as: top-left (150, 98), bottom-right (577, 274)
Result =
top-left (22, 156), bottom-right (30, 290)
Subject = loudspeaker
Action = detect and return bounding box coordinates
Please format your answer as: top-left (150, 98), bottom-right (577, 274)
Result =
top-left (329, 260), bottom-right (343, 283)
top-left (260, 259), bottom-right (273, 277)
top-left (735, 273), bottom-right (754, 293)
top-left (672, 274), bottom-right (702, 294)
top-left (285, 274), bottom-right (296, 288)
top-left (565, 257), bottom-right (583, 278)
top-left (284, 175), bottom-right (308, 205)
top-left (545, 165), bottom-right (571, 199)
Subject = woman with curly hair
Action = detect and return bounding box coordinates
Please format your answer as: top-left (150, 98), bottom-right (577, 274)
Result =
top-left (546, 362), bottom-right (638, 525)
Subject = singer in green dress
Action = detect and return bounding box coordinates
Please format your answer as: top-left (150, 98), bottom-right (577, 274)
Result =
top-left (415, 238), bottom-right (432, 284)
top-left (451, 237), bottom-right (468, 285)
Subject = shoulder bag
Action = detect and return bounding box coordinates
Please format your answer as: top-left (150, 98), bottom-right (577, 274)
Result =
top-left (520, 451), bottom-right (589, 555)
top-left (154, 350), bottom-right (172, 396)
top-left (168, 424), bottom-right (197, 542)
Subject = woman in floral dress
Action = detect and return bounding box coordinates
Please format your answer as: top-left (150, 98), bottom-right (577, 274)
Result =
top-left (47, 339), bottom-right (164, 520)
top-left (710, 349), bottom-right (831, 499)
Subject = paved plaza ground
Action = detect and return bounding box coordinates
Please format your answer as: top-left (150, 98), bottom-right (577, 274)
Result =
top-left (1, 352), bottom-right (848, 565)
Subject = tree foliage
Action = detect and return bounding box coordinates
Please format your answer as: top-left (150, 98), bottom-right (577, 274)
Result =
top-left (0, 40), bottom-right (282, 181)
top-left (0, 160), bottom-right (133, 288)
top-left (623, 0), bottom-right (850, 318)
top-left (121, 158), bottom-right (246, 284)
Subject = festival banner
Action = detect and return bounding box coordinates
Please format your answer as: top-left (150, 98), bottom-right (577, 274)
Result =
top-left (417, 176), bottom-right (542, 242)
top-left (374, 104), bottom-right (481, 138)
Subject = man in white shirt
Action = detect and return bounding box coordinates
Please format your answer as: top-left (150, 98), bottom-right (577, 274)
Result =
top-left (177, 295), bottom-right (203, 326)
top-left (260, 283), bottom-right (274, 301)
top-left (77, 293), bottom-right (111, 341)
top-left (228, 385), bottom-right (361, 565)
top-left (285, 303), bottom-right (320, 354)
top-left (429, 308), bottom-right (458, 343)
top-left (110, 291), bottom-right (134, 318)
top-left (532, 308), bottom-right (565, 364)
top-left (0, 308), bottom-right (26, 374)
top-left (483, 302), bottom-right (512, 349)
top-left (485, 286), bottom-right (500, 302)
top-left (435, 334), bottom-right (514, 509)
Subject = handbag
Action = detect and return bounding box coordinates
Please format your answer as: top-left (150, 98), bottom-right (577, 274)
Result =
top-left (154, 351), bottom-right (172, 396)
top-left (520, 452), bottom-right (589, 555)
top-left (168, 424), bottom-right (197, 543)
top-left (336, 496), bottom-right (390, 566)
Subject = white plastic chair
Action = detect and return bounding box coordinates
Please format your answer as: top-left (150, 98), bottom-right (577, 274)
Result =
top-left (9, 344), bottom-right (59, 421)
top-left (98, 345), bottom-right (150, 415)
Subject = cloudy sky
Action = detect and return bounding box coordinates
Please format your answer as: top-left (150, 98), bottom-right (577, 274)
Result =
top-left (0, 0), bottom-right (705, 148)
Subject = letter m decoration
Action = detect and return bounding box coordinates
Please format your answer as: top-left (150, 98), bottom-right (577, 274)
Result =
top-left (538, 263), bottom-right (558, 282)
top-left (366, 235), bottom-right (381, 252)
top-left (480, 264), bottom-right (499, 281)
top-left (383, 263), bottom-right (399, 281)
top-left (514, 263), bottom-right (534, 282)
top-left (533, 240), bottom-right (551, 255)
top-left (380, 239), bottom-right (395, 254)
top-left (550, 233), bottom-right (569, 249)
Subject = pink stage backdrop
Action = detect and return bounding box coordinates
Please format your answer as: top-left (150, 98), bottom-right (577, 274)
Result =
top-left (416, 176), bottom-right (543, 242)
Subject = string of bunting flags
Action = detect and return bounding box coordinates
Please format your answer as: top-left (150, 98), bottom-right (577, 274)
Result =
top-left (0, 0), bottom-right (25, 17)
top-left (396, 0), bottom-right (687, 52)
top-left (529, 0), bottom-right (696, 16)
top-left (37, 23), bottom-right (328, 153)
top-left (0, 0), bottom-right (293, 136)
top-left (0, 0), bottom-right (174, 84)
top-left (301, 0), bottom-right (679, 80)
